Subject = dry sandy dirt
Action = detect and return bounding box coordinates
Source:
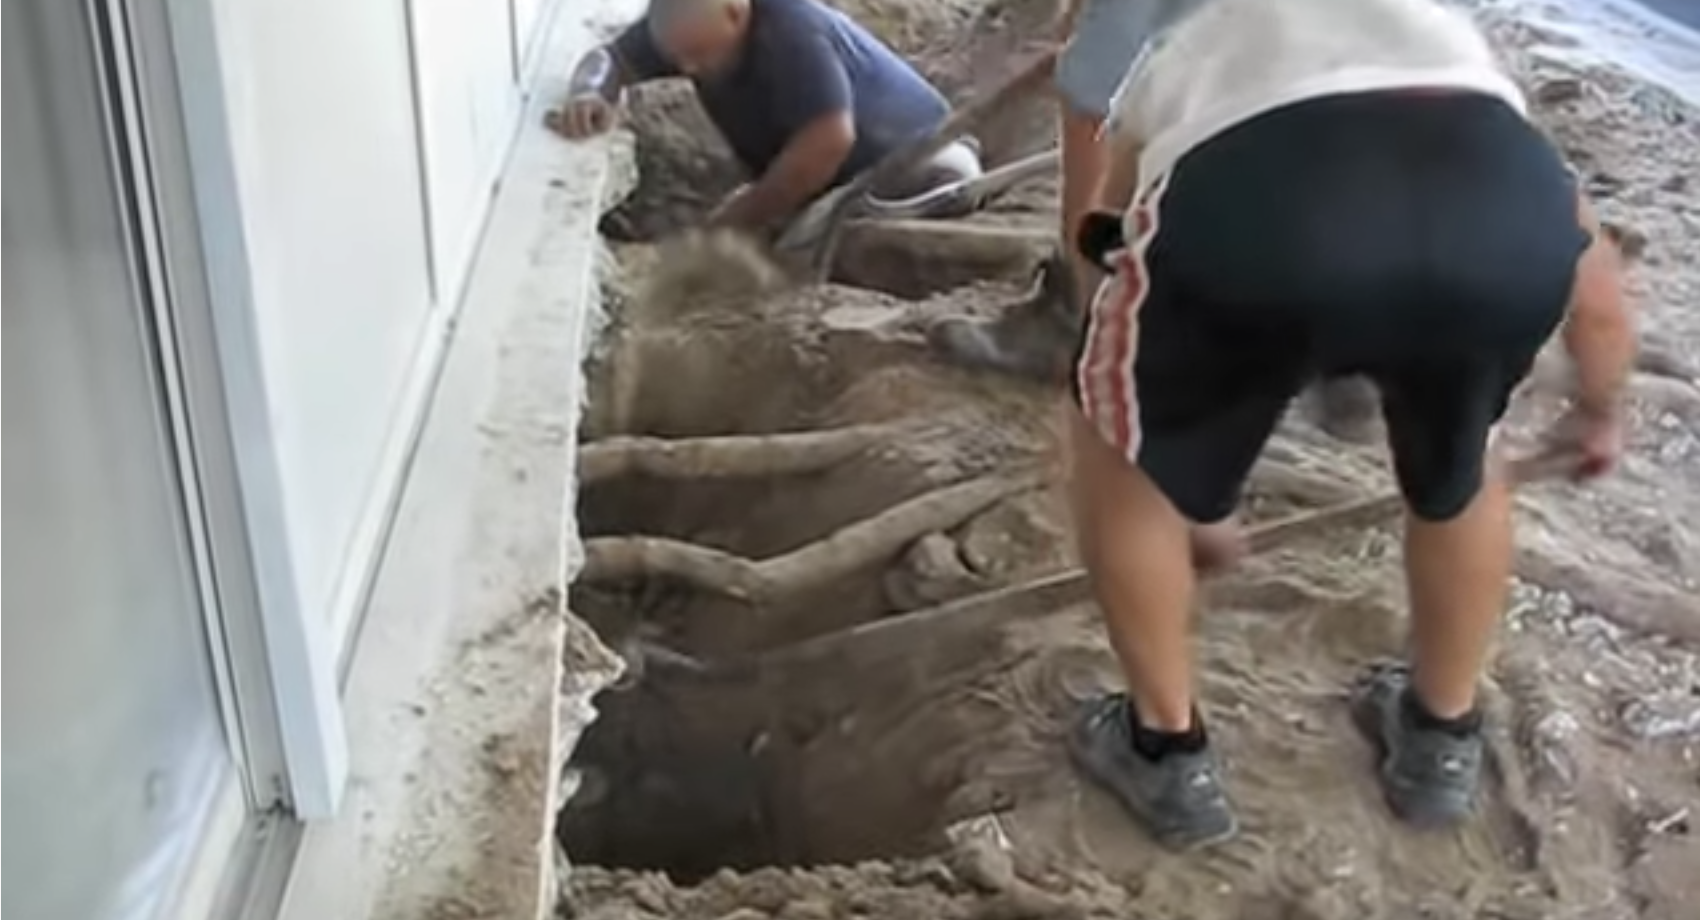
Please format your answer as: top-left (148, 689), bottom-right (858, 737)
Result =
top-left (557, 2), bottom-right (1700, 918)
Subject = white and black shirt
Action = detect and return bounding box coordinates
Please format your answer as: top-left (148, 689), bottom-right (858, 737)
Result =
top-left (1106, 0), bottom-right (1528, 199)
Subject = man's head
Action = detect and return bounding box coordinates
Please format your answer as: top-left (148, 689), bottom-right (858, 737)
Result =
top-left (650, 0), bottom-right (751, 78)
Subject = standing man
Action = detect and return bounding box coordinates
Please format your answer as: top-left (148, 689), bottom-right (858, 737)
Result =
top-left (1062, 0), bottom-right (1634, 850)
top-left (547, 0), bottom-right (982, 235)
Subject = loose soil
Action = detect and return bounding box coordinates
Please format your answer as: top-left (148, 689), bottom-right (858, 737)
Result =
top-left (560, 2), bottom-right (1700, 918)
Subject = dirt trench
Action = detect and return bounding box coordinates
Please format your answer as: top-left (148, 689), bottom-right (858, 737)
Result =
top-left (555, 2), bottom-right (1700, 918)
top-left (564, 201), bottom-right (1069, 874)
top-left (558, 119), bottom-right (1382, 891)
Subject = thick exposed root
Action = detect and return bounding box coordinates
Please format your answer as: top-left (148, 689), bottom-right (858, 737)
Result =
top-left (1637, 331), bottom-right (1699, 384)
top-left (579, 471), bottom-right (1045, 603)
top-left (833, 219), bottom-right (1051, 298)
top-left (1518, 548), bottom-right (1700, 646)
top-left (579, 423), bottom-right (903, 485)
top-left (711, 450), bottom-right (1581, 677)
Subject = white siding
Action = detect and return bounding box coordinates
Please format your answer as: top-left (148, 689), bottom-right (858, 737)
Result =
top-left (209, 0), bottom-right (438, 642)
top-left (410, 0), bottom-right (523, 301)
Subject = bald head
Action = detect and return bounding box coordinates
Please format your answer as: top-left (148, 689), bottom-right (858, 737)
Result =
top-left (649, 0), bottom-right (751, 75)
top-left (648, 0), bottom-right (747, 33)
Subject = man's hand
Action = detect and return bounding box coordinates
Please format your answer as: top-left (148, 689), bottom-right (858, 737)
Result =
top-left (1544, 401), bottom-right (1626, 481)
top-left (545, 93), bottom-right (617, 139)
top-left (1054, 0), bottom-right (1087, 41)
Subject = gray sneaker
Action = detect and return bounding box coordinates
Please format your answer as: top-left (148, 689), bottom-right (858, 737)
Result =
top-left (1066, 693), bottom-right (1239, 851)
top-left (1352, 662), bottom-right (1484, 828)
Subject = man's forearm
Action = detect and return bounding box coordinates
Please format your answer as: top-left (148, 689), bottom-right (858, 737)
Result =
top-left (716, 169), bottom-right (829, 230)
top-left (1055, 0), bottom-right (1087, 39)
top-left (570, 46), bottom-right (625, 101)
top-left (1565, 199), bottom-right (1637, 413)
top-left (1564, 275), bottom-right (1635, 415)
top-left (1096, 134), bottom-right (1141, 212)
top-left (716, 119), bottom-right (851, 231)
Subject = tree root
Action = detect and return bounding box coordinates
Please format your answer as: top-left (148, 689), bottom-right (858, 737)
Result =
top-left (714, 450), bottom-right (1580, 677)
top-left (579, 470), bottom-right (1045, 603)
top-left (579, 423), bottom-right (903, 485)
top-left (1636, 332), bottom-right (1699, 384)
top-left (832, 220), bottom-right (1050, 298)
top-left (1517, 548), bottom-right (1700, 647)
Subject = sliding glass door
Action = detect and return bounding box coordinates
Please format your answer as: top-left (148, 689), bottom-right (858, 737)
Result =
top-left (2, 1), bottom-right (238, 916)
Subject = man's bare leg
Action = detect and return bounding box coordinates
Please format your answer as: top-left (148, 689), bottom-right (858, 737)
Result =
top-left (1066, 406), bottom-right (1238, 848)
top-left (1405, 455), bottom-right (1513, 719)
top-left (1070, 409), bottom-right (1198, 729)
top-left (1352, 448), bottom-right (1514, 828)
top-left (1395, 204), bottom-right (1621, 720)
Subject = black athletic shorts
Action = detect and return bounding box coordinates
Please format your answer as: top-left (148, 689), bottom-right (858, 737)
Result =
top-left (1072, 90), bottom-right (1588, 523)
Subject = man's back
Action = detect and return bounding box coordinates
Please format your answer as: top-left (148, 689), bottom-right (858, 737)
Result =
top-left (615, 0), bottom-right (949, 182)
top-left (1110, 0), bottom-right (1525, 196)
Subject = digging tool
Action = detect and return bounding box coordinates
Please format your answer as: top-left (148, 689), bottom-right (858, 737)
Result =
top-left (680, 448), bottom-right (1583, 679)
top-left (772, 51), bottom-right (1059, 279)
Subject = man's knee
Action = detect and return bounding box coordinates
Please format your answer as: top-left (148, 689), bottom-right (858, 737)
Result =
top-left (931, 137), bottom-right (982, 184)
top-left (1385, 406), bottom-right (1500, 522)
top-left (1190, 520), bottom-right (1246, 573)
top-left (1382, 362), bottom-right (1527, 523)
top-left (1396, 445), bottom-right (1503, 523)
top-left (869, 138), bottom-right (981, 207)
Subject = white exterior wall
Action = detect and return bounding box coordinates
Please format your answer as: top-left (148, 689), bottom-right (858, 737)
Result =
top-left (7, 0), bottom-right (608, 916)
top-left (411, 0), bottom-right (523, 301)
top-left (205, 0), bottom-right (554, 654)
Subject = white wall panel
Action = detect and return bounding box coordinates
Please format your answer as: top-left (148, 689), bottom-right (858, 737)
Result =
top-left (409, 0), bottom-right (522, 302)
top-left (208, 0), bottom-right (436, 632)
top-left (511, 0), bottom-right (549, 77)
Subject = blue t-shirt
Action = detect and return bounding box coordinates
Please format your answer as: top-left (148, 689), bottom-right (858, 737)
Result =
top-left (612, 0), bottom-right (950, 185)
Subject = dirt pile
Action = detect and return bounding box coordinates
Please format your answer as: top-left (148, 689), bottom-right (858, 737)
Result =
top-left (559, 2), bottom-right (1700, 918)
